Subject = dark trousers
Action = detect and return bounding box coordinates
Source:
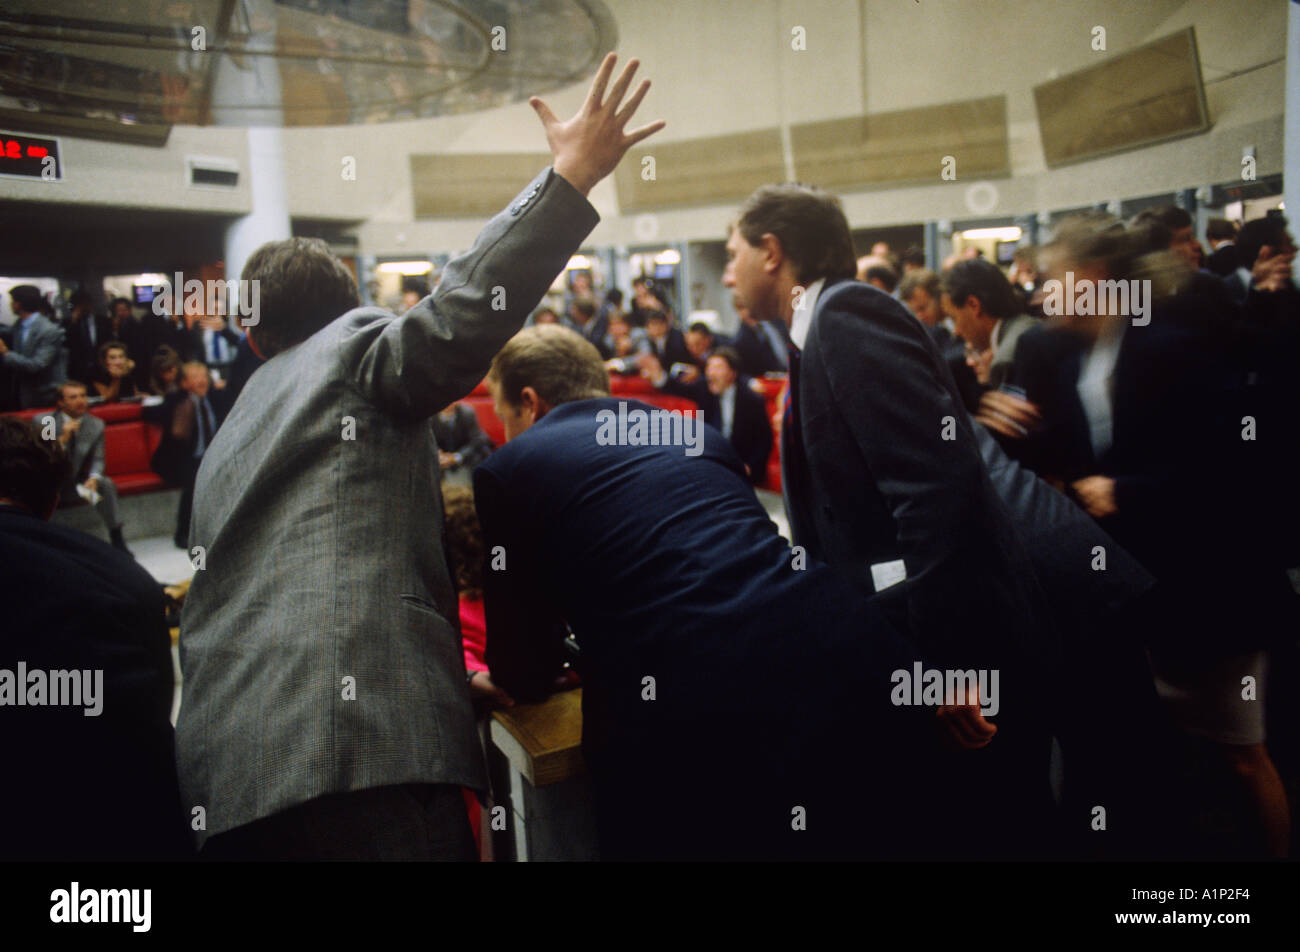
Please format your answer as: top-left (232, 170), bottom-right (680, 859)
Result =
top-left (199, 784), bottom-right (476, 861)
top-left (174, 458), bottom-right (200, 547)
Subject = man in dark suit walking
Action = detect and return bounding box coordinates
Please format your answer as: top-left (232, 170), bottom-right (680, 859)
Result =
top-left (0, 417), bottom-right (191, 859)
top-left (722, 184), bottom-right (1063, 857)
top-left (476, 325), bottom-right (920, 859)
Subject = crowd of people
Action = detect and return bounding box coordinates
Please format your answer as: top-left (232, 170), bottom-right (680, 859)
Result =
top-left (0, 286), bottom-right (263, 551)
top-left (1, 53), bottom-right (1295, 861)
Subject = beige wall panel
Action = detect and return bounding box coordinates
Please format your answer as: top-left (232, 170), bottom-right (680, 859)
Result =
top-left (1035, 28), bottom-right (1209, 167)
top-left (410, 152), bottom-right (552, 218)
top-left (792, 96), bottom-right (1009, 189)
top-left (614, 129), bottom-right (786, 211)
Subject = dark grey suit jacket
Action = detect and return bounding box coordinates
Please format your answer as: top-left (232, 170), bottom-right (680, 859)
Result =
top-left (176, 167), bottom-right (599, 843)
top-left (47, 411), bottom-right (106, 487)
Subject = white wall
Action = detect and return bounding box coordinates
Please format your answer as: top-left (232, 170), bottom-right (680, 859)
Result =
top-left (0, 125), bottom-right (251, 214)
top-left (0, 0), bottom-right (1287, 256)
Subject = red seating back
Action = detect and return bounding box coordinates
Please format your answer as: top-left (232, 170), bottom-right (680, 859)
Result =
top-left (462, 395), bottom-right (505, 448)
top-left (6, 371), bottom-right (793, 495)
top-left (1, 402), bottom-right (166, 496)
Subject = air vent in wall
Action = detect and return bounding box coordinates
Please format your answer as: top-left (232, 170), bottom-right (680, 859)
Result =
top-left (187, 156), bottom-right (239, 189)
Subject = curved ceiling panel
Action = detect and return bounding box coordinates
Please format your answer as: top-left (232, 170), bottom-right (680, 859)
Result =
top-left (0, 0), bottom-right (617, 127)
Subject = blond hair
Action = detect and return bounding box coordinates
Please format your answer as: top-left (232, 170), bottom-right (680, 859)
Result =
top-left (487, 324), bottom-right (610, 409)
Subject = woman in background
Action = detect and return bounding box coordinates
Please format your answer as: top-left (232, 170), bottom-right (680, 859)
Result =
top-left (90, 341), bottom-right (139, 401)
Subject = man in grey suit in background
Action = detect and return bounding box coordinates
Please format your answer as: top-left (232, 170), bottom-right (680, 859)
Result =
top-left (178, 53), bottom-right (664, 860)
top-left (44, 380), bottom-right (131, 553)
top-left (1, 284), bottom-right (66, 409)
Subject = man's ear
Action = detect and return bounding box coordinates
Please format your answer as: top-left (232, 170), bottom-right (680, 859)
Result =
top-left (520, 386), bottom-right (554, 421)
top-left (245, 324), bottom-right (268, 361)
top-left (759, 233), bottom-right (785, 275)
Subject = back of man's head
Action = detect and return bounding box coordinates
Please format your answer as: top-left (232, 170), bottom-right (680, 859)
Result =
top-left (1206, 218), bottom-right (1238, 244)
top-left (943, 258), bottom-right (1023, 320)
top-left (1131, 209), bottom-right (1175, 250)
top-left (9, 285), bottom-right (43, 315)
top-left (864, 265), bottom-right (899, 294)
top-left (900, 246), bottom-right (926, 270)
top-left (401, 277), bottom-right (431, 299)
top-left (1237, 215), bottom-right (1291, 270)
top-left (736, 184), bottom-right (857, 286)
top-left (241, 237), bottom-right (360, 356)
top-left (0, 417), bottom-right (70, 518)
top-left (1146, 205), bottom-right (1193, 233)
top-left (488, 324), bottom-right (610, 410)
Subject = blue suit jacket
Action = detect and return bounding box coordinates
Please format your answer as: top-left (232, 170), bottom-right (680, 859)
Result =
top-left (474, 397), bottom-right (920, 857)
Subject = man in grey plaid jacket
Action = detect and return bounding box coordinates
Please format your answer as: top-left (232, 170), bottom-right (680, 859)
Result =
top-left (177, 54), bottom-right (663, 859)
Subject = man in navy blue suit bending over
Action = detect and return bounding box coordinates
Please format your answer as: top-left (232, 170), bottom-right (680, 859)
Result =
top-left (475, 324), bottom-right (924, 860)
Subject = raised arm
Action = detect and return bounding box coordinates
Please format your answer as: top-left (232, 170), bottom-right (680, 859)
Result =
top-left (347, 54), bottom-right (665, 419)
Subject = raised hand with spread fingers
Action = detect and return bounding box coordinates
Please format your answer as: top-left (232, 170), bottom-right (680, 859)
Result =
top-left (531, 52), bottom-right (666, 197)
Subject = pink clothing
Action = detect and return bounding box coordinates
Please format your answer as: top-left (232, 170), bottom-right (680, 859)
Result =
top-left (460, 597), bottom-right (489, 673)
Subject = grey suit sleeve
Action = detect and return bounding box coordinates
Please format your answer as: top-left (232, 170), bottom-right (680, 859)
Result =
top-left (4, 324), bottom-right (64, 374)
top-left (88, 421), bottom-right (106, 480)
top-left (343, 168), bottom-right (600, 418)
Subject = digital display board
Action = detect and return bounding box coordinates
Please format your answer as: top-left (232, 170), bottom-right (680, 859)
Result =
top-left (0, 131), bottom-right (61, 181)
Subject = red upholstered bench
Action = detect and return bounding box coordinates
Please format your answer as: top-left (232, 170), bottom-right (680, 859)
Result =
top-left (102, 420), bottom-right (166, 495)
top-left (3, 402), bottom-right (167, 496)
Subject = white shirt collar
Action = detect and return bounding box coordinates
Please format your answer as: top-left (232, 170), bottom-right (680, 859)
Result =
top-left (789, 278), bottom-right (826, 351)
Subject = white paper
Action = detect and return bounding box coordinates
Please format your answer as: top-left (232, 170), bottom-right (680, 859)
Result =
top-left (870, 559), bottom-right (907, 592)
